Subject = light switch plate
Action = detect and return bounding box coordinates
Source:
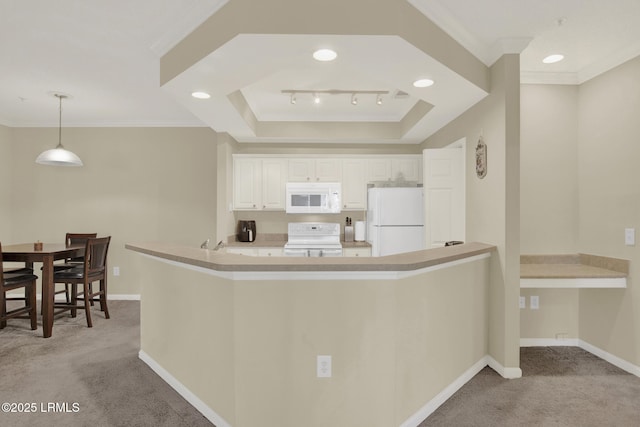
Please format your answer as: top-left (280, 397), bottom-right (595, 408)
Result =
top-left (530, 296), bottom-right (539, 310)
top-left (317, 355), bottom-right (332, 378)
top-left (625, 228), bottom-right (635, 246)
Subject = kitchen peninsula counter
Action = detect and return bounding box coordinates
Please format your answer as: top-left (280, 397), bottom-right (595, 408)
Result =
top-left (127, 241), bottom-right (497, 427)
top-left (125, 241), bottom-right (494, 273)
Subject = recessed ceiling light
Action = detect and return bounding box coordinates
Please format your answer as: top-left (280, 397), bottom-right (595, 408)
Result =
top-left (413, 78), bottom-right (434, 88)
top-left (191, 91), bottom-right (211, 99)
top-left (542, 54), bottom-right (564, 64)
top-left (313, 49), bottom-right (337, 62)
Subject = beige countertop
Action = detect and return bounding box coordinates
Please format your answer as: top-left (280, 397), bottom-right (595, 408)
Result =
top-left (520, 254), bottom-right (628, 288)
top-left (520, 254), bottom-right (628, 279)
top-left (125, 241), bottom-right (495, 273)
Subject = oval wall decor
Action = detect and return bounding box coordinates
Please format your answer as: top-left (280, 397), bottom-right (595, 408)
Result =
top-left (476, 135), bottom-right (487, 179)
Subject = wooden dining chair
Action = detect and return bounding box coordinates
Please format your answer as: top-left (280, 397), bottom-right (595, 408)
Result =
top-left (52, 236), bottom-right (111, 328)
top-left (1, 243), bottom-right (38, 330)
top-left (49, 233), bottom-right (97, 310)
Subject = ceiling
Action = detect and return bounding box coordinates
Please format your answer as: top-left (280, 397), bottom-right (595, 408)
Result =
top-left (1, 0), bottom-right (639, 144)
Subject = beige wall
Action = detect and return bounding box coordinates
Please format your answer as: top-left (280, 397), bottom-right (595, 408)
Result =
top-left (519, 85), bottom-right (580, 340)
top-left (0, 125), bottom-right (12, 241)
top-left (421, 55), bottom-right (521, 372)
top-left (136, 253), bottom-right (490, 427)
top-left (577, 56), bottom-right (640, 366)
top-left (520, 84), bottom-right (579, 254)
top-left (6, 127), bottom-right (217, 295)
top-left (519, 55), bottom-right (640, 367)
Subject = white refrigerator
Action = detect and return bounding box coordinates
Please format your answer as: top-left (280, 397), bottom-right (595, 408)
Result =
top-left (367, 187), bottom-right (425, 256)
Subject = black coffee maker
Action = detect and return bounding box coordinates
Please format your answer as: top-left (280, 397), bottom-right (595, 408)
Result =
top-left (237, 220), bottom-right (256, 242)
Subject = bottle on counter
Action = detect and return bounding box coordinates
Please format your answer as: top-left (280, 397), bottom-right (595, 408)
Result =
top-left (344, 216), bottom-right (354, 242)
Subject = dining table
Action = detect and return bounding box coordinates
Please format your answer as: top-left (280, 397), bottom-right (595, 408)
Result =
top-left (3, 242), bottom-right (84, 338)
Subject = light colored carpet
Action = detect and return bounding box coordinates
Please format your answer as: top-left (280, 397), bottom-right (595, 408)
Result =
top-left (0, 301), bottom-right (213, 427)
top-left (420, 346), bottom-right (640, 426)
top-left (2, 301), bottom-right (638, 426)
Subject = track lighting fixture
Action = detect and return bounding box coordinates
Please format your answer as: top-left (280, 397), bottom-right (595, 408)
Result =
top-left (282, 89), bottom-right (389, 106)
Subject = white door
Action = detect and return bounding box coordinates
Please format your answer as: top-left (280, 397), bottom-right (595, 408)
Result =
top-left (423, 146), bottom-right (465, 248)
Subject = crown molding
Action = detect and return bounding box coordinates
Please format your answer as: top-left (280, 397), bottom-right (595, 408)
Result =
top-left (520, 71), bottom-right (580, 85)
top-left (577, 40), bottom-right (640, 84)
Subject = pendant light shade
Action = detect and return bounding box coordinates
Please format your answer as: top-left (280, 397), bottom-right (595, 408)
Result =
top-left (35, 94), bottom-right (83, 167)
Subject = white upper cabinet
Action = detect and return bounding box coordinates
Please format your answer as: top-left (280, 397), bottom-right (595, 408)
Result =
top-left (367, 158), bottom-right (392, 182)
top-left (391, 157), bottom-right (422, 182)
top-left (233, 154), bottom-right (421, 211)
top-left (261, 158), bottom-right (287, 209)
top-left (233, 157), bottom-right (261, 210)
top-left (233, 156), bottom-right (287, 210)
top-left (342, 159), bottom-right (367, 210)
top-left (288, 158), bottom-right (342, 182)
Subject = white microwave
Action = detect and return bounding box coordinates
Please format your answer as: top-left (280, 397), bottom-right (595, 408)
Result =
top-left (285, 182), bottom-right (341, 214)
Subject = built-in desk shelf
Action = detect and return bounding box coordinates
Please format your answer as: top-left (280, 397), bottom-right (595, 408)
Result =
top-left (520, 254), bottom-right (628, 289)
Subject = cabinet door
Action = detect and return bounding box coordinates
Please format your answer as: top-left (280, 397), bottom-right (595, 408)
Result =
top-left (262, 159), bottom-right (287, 209)
top-left (392, 157), bottom-right (422, 182)
top-left (288, 158), bottom-right (314, 181)
top-left (257, 247), bottom-right (284, 257)
top-left (343, 247), bottom-right (371, 257)
top-left (367, 158), bottom-right (392, 182)
top-left (342, 159), bottom-right (367, 210)
top-left (315, 158), bottom-right (342, 181)
top-left (233, 158), bottom-right (261, 210)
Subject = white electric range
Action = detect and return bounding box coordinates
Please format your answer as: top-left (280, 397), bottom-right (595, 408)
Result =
top-left (284, 222), bottom-right (343, 257)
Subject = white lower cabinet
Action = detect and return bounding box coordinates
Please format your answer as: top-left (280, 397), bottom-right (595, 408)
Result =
top-left (342, 247), bottom-right (371, 257)
top-left (257, 247), bottom-right (284, 257)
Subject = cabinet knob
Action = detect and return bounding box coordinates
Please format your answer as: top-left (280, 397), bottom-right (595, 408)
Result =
top-left (263, 205), bottom-right (266, 209)
top-left (316, 177), bottom-right (319, 181)
top-left (252, 204), bottom-right (256, 208)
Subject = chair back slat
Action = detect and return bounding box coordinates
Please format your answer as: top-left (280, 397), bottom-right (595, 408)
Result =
top-left (85, 237), bottom-right (111, 276)
top-left (66, 233), bottom-right (97, 263)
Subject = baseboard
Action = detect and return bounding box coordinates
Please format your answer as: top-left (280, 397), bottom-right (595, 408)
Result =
top-left (486, 355), bottom-right (523, 379)
top-left (520, 338), bottom-right (640, 378)
top-left (399, 356), bottom-right (491, 427)
top-left (578, 340), bottom-right (640, 377)
top-left (520, 338), bottom-right (580, 347)
top-left (138, 350), bottom-right (232, 427)
top-left (108, 294), bottom-right (141, 300)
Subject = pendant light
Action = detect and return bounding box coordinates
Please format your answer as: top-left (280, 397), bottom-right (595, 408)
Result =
top-left (35, 93), bottom-right (83, 167)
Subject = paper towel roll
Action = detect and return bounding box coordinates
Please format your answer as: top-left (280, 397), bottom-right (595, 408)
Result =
top-left (354, 221), bottom-right (365, 241)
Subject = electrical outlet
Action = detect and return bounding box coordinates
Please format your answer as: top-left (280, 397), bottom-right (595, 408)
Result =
top-left (317, 355), bottom-right (332, 378)
top-left (530, 295), bottom-right (539, 310)
top-left (625, 228), bottom-right (635, 246)
top-left (519, 296), bottom-right (526, 309)
top-left (113, 266), bottom-right (120, 276)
